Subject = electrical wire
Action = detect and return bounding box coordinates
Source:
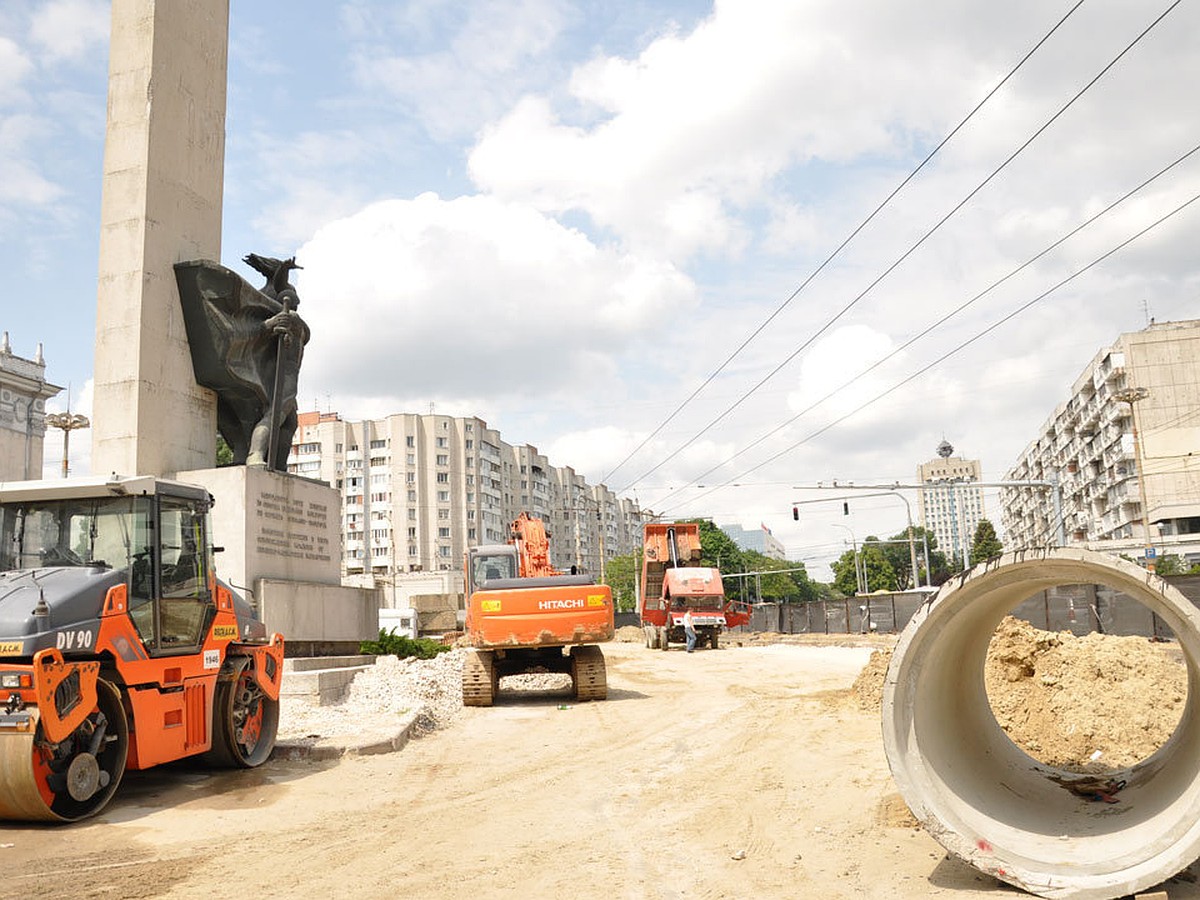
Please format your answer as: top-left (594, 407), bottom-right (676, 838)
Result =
top-left (682, 139), bottom-right (1200, 487)
top-left (617, 0), bottom-right (1181, 495)
top-left (653, 188), bottom-right (1200, 517)
top-left (599, 0), bottom-right (1089, 488)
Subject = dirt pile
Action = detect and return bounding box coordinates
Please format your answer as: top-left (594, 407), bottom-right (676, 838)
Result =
top-left (854, 616), bottom-right (1187, 771)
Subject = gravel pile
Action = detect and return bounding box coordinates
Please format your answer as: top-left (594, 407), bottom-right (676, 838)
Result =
top-left (278, 649), bottom-right (469, 742)
top-left (276, 650), bottom-right (576, 745)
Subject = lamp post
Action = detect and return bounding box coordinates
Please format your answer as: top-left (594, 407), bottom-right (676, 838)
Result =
top-left (1114, 386), bottom-right (1154, 572)
top-left (45, 411), bottom-right (90, 479)
top-left (831, 522), bottom-right (864, 594)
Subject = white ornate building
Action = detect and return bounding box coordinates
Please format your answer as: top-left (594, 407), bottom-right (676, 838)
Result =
top-left (0, 333), bottom-right (61, 480)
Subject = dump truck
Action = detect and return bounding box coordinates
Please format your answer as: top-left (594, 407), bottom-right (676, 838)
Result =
top-left (462, 513), bottom-right (612, 707)
top-left (0, 474), bottom-right (283, 821)
top-left (639, 522), bottom-right (749, 650)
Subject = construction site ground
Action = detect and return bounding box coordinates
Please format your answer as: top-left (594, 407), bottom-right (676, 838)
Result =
top-left (3, 631), bottom-right (1198, 900)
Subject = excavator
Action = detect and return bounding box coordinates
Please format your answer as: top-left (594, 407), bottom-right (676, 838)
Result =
top-left (462, 513), bottom-right (612, 707)
top-left (0, 474), bottom-right (284, 821)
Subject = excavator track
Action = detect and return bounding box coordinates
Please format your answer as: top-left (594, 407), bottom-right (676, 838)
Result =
top-left (0, 678), bottom-right (128, 822)
top-left (570, 645), bottom-right (607, 702)
top-left (462, 649), bottom-right (497, 707)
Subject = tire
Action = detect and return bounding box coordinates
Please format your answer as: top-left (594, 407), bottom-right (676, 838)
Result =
top-left (205, 656), bottom-right (279, 768)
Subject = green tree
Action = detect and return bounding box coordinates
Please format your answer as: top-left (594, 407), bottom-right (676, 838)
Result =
top-left (216, 433), bottom-right (234, 466)
top-left (970, 518), bottom-right (1004, 564)
top-left (831, 540), bottom-right (898, 595)
top-left (603, 551), bottom-right (640, 612)
top-left (1155, 554), bottom-right (1186, 576)
top-left (741, 550), bottom-right (819, 602)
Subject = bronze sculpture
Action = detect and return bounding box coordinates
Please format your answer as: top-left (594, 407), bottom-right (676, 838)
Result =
top-left (175, 255), bottom-right (310, 472)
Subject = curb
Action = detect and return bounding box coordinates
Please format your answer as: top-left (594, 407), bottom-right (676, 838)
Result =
top-left (270, 710), bottom-right (422, 762)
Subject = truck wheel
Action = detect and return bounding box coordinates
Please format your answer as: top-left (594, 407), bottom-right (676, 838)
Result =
top-left (462, 649), bottom-right (496, 707)
top-left (571, 645), bottom-right (607, 701)
top-left (205, 656), bottom-right (279, 768)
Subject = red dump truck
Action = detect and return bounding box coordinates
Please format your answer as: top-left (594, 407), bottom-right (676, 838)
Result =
top-left (638, 522), bottom-right (749, 650)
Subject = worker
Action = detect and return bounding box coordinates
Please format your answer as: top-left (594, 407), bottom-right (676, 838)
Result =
top-left (683, 608), bottom-right (697, 653)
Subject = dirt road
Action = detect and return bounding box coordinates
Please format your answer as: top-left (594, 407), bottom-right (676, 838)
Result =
top-left (3, 640), bottom-right (1198, 899)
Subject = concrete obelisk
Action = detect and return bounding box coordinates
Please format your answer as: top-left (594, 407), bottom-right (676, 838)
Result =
top-left (91, 0), bottom-right (229, 477)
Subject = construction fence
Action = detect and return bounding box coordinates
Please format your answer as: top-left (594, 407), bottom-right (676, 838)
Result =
top-left (743, 575), bottom-right (1200, 640)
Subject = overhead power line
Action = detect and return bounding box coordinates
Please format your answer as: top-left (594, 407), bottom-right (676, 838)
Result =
top-left (683, 140), bottom-right (1200, 487)
top-left (617, 0), bottom-right (1181, 495)
top-left (599, 0), bottom-right (1089, 488)
top-left (654, 188), bottom-right (1200, 517)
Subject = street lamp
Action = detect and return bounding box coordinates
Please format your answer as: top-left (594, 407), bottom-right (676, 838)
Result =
top-left (45, 411), bottom-right (90, 479)
top-left (831, 522), bottom-right (865, 594)
top-left (1113, 386), bottom-right (1154, 572)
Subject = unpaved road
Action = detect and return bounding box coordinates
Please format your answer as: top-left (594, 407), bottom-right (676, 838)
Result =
top-left (3, 639), bottom-right (1199, 899)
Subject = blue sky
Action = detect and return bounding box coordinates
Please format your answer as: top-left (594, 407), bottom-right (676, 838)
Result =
top-left (3, 0), bottom-right (1199, 578)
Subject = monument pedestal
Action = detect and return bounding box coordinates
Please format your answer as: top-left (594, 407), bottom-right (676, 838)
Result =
top-left (180, 466), bottom-right (379, 654)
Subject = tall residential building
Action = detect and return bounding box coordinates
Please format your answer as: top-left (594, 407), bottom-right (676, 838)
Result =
top-left (0, 333), bottom-right (61, 480)
top-left (1001, 319), bottom-right (1200, 567)
top-left (917, 441), bottom-right (985, 566)
top-left (288, 411), bottom-right (646, 581)
top-left (721, 523), bottom-right (787, 560)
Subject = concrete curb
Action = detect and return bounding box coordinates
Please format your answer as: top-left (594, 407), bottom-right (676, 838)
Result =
top-left (270, 710), bottom-right (422, 762)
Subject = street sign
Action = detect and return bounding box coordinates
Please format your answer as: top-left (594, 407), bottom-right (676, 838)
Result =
top-left (1146, 547), bottom-right (1157, 559)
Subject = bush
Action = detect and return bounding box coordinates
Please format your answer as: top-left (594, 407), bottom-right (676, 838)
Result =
top-left (359, 629), bottom-right (453, 659)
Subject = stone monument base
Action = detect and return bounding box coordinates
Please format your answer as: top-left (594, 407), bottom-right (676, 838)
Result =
top-left (179, 465), bottom-right (377, 652)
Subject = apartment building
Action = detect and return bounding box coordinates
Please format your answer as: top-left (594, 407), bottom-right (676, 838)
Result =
top-left (917, 441), bottom-right (985, 566)
top-left (0, 333), bottom-right (60, 480)
top-left (288, 410), bottom-right (646, 581)
top-left (1001, 319), bottom-right (1200, 567)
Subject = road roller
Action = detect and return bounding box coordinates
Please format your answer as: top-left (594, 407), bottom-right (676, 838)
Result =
top-left (0, 475), bottom-right (283, 822)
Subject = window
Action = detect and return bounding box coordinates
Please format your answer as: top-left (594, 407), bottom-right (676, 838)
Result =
top-left (370, 439), bottom-right (387, 449)
top-left (406, 436), bottom-right (414, 448)
top-left (407, 527), bottom-right (417, 538)
top-left (406, 472), bottom-right (415, 484)
top-left (437, 490), bottom-right (449, 502)
top-left (466, 492), bottom-right (474, 502)
top-left (406, 454), bottom-right (415, 465)
top-left (468, 528), bottom-right (476, 540)
top-left (370, 456), bottom-right (387, 466)
top-left (335, 443), bottom-right (343, 453)
top-left (436, 472), bottom-right (449, 484)
top-left (438, 509), bottom-right (449, 520)
top-left (437, 454), bottom-right (448, 466)
top-left (466, 440), bottom-right (473, 450)
top-left (436, 437), bottom-right (448, 448)
top-left (407, 508), bottom-right (416, 520)
top-left (438, 546), bottom-right (451, 558)
top-left (407, 491), bottom-right (416, 503)
top-left (438, 527), bottom-right (450, 538)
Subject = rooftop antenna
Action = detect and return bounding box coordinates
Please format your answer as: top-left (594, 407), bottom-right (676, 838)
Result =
top-left (1140, 298), bottom-right (1153, 327)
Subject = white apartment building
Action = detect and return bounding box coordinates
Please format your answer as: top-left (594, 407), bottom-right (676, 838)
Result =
top-left (0, 333), bottom-right (60, 480)
top-left (1001, 319), bottom-right (1200, 567)
top-left (288, 410), bottom-right (646, 581)
top-left (720, 523), bottom-right (787, 560)
top-left (917, 441), bottom-right (985, 566)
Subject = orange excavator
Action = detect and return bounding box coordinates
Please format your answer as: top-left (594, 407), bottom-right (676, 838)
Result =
top-left (462, 513), bottom-right (612, 707)
top-left (0, 475), bottom-right (284, 821)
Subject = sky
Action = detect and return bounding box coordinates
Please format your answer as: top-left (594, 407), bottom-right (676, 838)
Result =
top-left (2, 0), bottom-right (1198, 580)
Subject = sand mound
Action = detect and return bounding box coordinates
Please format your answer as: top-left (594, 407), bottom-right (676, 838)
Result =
top-left (854, 616), bottom-right (1186, 772)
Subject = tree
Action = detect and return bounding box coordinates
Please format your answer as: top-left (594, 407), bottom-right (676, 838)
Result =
top-left (216, 433), bottom-right (234, 466)
top-left (970, 518), bottom-right (1004, 564)
top-left (831, 539), bottom-right (898, 595)
top-left (741, 550), bottom-right (820, 603)
top-left (1155, 554), bottom-right (1186, 576)
top-left (602, 551), bottom-right (640, 612)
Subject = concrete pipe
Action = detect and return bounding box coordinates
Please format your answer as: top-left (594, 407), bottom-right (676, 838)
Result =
top-left (882, 548), bottom-right (1200, 900)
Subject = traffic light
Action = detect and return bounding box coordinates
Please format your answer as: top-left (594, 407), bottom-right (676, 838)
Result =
top-left (792, 506), bottom-right (799, 521)
top-left (843, 501), bottom-right (850, 515)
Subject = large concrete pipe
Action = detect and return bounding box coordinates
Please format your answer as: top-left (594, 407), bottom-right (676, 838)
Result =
top-left (882, 548), bottom-right (1200, 900)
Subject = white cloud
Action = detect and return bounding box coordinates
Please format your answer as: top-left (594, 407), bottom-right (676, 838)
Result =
top-left (0, 36), bottom-right (32, 104)
top-left (350, 0), bottom-right (570, 140)
top-left (28, 0), bottom-right (108, 63)
top-left (294, 192), bottom-right (696, 410)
